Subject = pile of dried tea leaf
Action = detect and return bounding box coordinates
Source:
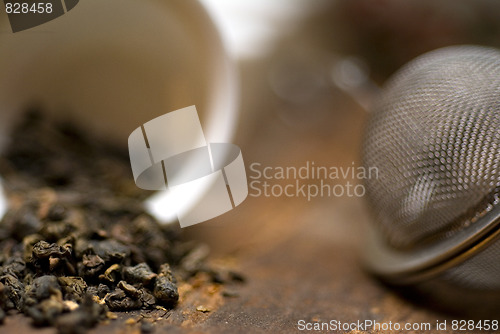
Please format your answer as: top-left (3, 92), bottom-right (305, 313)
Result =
top-left (0, 111), bottom-right (237, 333)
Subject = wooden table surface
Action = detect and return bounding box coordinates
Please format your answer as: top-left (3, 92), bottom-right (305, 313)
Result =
top-left (0, 50), bottom-right (496, 334)
top-left (0, 195), bottom-right (469, 334)
top-left (1, 55), bottom-right (494, 334)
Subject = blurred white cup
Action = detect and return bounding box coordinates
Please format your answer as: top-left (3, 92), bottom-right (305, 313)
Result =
top-left (0, 0), bottom-right (237, 148)
top-left (0, 0), bottom-right (238, 221)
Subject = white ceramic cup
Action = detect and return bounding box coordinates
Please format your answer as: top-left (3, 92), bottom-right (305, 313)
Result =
top-left (0, 0), bottom-right (237, 148)
top-left (0, 0), bottom-right (238, 221)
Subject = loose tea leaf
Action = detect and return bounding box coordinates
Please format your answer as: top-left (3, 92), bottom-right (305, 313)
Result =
top-left (27, 275), bottom-right (61, 301)
top-left (0, 111), bottom-right (244, 333)
top-left (123, 263), bottom-right (157, 286)
top-left (153, 264), bottom-right (179, 306)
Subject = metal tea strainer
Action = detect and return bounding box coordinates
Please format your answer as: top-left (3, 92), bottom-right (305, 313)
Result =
top-left (362, 45), bottom-right (500, 304)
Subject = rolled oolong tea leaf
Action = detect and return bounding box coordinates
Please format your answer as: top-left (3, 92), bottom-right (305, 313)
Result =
top-left (104, 287), bottom-right (142, 311)
top-left (27, 275), bottom-right (61, 301)
top-left (25, 294), bottom-right (66, 327)
top-left (58, 277), bottom-right (87, 301)
top-left (81, 239), bottom-right (131, 265)
top-left (31, 241), bottom-right (75, 275)
top-left (153, 264), bottom-right (179, 306)
top-left (55, 294), bottom-right (108, 334)
top-left (103, 280), bottom-right (157, 311)
top-left (78, 254), bottom-right (105, 280)
top-left (123, 263), bottom-right (157, 286)
top-left (117, 280), bottom-right (140, 298)
top-left (0, 205), bottom-right (42, 241)
top-left (47, 204), bottom-right (68, 221)
top-left (138, 288), bottom-right (155, 308)
top-left (0, 274), bottom-right (25, 311)
top-left (98, 263), bottom-right (121, 283)
top-left (0, 256), bottom-right (26, 277)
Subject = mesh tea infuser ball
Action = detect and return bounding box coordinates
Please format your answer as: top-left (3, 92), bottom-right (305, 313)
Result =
top-left (362, 45), bottom-right (500, 311)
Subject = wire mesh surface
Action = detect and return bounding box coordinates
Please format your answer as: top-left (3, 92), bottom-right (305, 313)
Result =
top-left (442, 238), bottom-right (500, 290)
top-left (362, 46), bottom-right (500, 253)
